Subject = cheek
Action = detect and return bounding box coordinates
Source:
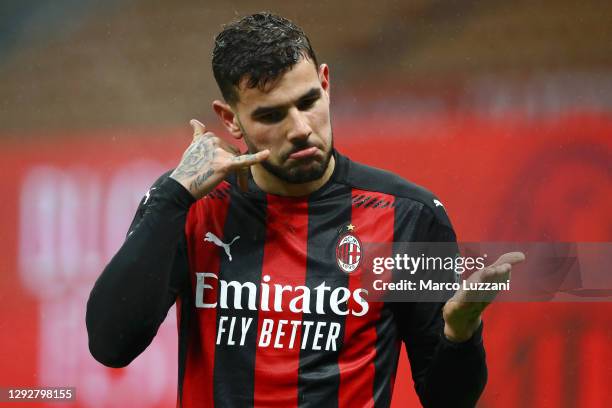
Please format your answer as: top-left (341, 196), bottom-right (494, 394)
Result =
top-left (246, 125), bottom-right (283, 148)
top-left (313, 102), bottom-right (331, 127)
top-left (309, 105), bottom-right (331, 137)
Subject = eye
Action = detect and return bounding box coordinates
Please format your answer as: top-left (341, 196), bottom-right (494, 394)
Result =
top-left (297, 97), bottom-right (318, 111)
top-left (257, 110), bottom-right (286, 124)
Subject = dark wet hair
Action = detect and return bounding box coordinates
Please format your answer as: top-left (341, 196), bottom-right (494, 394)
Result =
top-left (212, 12), bottom-right (318, 105)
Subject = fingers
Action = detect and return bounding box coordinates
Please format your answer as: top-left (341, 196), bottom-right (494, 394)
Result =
top-left (189, 119), bottom-right (242, 154)
top-left (472, 252), bottom-right (524, 281)
top-left (229, 149), bottom-right (270, 169)
top-left (479, 262), bottom-right (514, 286)
top-left (232, 150), bottom-right (270, 192)
top-left (232, 151), bottom-right (270, 192)
top-left (185, 119), bottom-right (269, 194)
top-left (489, 252), bottom-right (526, 268)
top-left (485, 263), bottom-right (511, 278)
top-left (190, 119), bottom-right (206, 139)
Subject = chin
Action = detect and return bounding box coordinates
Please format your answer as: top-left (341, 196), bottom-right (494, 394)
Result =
top-left (287, 166), bottom-right (327, 184)
top-left (264, 153), bottom-right (331, 184)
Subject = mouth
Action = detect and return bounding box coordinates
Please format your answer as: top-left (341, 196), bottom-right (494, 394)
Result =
top-left (288, 146), bottom-right (319, 160)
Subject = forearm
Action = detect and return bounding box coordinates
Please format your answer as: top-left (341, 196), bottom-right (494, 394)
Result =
top-left (417, 323), bottom-right (487, 408)
top-left (86, 176), bottom-right (194, 367)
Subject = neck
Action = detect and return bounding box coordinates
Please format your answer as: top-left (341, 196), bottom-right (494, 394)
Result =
top-left (251, 155), bottom-right (336, 197)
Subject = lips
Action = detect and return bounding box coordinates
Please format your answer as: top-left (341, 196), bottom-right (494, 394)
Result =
top-left (288, 146), bottom-right (318, 160)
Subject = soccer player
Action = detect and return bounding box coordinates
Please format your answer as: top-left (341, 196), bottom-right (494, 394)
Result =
top-left (86, 12), bottom-right (524, 407)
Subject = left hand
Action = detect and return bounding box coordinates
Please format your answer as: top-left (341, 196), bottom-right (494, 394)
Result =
top-left (442, 252), bottom-right (525, 342)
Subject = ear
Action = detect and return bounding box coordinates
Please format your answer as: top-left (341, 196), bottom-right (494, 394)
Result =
top-left (318, 63), bottom-right (330, 96)
top-left (212, 100), bottom-right (243, 139)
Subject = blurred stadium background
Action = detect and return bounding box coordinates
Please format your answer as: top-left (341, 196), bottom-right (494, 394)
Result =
top-left (0, 0), bottom-right (611, 407)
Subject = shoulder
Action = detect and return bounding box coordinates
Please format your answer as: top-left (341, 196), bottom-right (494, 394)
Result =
top-left (336, 152), bottom-right (452, 229)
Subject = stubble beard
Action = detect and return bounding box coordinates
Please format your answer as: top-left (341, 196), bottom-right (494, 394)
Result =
top-left (244, 135), bottom-right (334, 184)
top-left (264, 145), bottom-right (333, 183)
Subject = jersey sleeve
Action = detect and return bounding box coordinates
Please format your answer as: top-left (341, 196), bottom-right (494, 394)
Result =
top-left (86, 171), bottom-right (195, 368)
top-left (391, 200), bottom-right (487, 407)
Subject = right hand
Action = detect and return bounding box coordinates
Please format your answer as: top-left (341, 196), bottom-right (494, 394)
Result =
top-left (442, 251), bottom-right (525, 342)
top-left (170, 119), bottom-right (269, 199)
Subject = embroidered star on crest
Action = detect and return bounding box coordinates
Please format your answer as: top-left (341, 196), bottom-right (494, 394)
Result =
top-left (346, 224), bottom-right (355, 231)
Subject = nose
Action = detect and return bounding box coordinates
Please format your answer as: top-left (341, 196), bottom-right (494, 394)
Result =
top-left (286, 107), bottom-right (312, 143)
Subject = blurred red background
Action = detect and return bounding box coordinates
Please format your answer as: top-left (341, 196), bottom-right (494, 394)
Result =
top-left (1, 1), bottom-right (611, 406)
top-left (1, 111), bottom-right (610, 407)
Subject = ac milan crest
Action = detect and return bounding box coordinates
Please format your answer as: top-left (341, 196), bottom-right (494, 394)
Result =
top-left (336, 225), bottom-right (362, 273)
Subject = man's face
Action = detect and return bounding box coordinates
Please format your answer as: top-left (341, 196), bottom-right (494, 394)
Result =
top-left (232, 58), bottom-right (333, 184)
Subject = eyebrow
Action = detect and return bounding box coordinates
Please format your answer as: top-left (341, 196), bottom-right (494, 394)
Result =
top-left (251, 87), bottom-right (321, 119)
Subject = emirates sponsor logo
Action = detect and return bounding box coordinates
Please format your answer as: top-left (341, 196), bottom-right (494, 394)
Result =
top-left (194, 273), bottom-right (369, 351)
top-left (195, 273), bottom-right (369, 317)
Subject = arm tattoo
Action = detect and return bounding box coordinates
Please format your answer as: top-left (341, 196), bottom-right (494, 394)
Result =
top-left (189, 168), bottom-right (215, 192)
top-left (171, 140), bottom-right (215, 180)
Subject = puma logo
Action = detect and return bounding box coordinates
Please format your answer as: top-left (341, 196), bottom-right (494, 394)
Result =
top-left (204, 232), bottom-right (240, 261)
top-left (143, 187), bottom-right (157, 205)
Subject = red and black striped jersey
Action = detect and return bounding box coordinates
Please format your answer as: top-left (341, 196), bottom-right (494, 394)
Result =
top-left (87, 150), bottom-right (487, 408)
